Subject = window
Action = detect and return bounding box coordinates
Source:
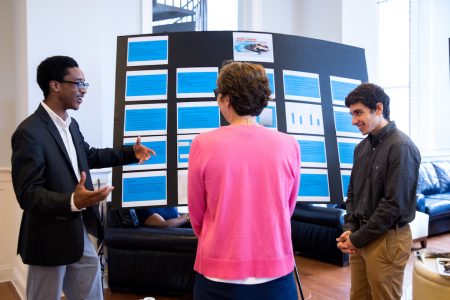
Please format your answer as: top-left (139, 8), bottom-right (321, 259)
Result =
top-left (377, 0), bottom-right (410, 134)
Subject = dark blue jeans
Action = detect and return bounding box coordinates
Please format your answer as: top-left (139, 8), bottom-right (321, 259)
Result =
top-left (194, 271), bottom-right (298, 300)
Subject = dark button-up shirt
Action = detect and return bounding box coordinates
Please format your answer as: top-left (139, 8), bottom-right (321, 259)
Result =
top-left (344, 121), bottom-right (421, 248)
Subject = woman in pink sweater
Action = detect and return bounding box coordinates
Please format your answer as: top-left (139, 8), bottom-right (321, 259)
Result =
top-left (188, 61), bottom-right (301, 300)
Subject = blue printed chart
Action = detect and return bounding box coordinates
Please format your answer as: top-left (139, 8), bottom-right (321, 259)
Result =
top-left (298, 169), bottom-right (330, 202)
top-left (123, 136), bottom-right (167, 171)
top-left (265, 68), bottom-right (276, 98)
top-left (257, 101), bottom-right (277, 129)
top-left (177, 134), bottom-right (197, 168)
top-left (341, 170), bottom-right (352, 201)
top-left (127, 35), bottom-right (169, 66)
top-left (124, 104), bottom-right (168, 136)
top-left (333, 106), bottom-right (362, 138)
top-left (283, 70), bottom-right (321, 103)
top-left (176, 67), bottom-right (218, 98)
top-left (122, 171), bottom-right (167, 207)
top-left (285, 102), bottom-right (324, 135)
top-left (330, 76), bottom-right (360, 106)
top-left (336, 137), bottom-right (361, 168)
top-left (177, 102), bottom-right (220, 134)
top-left (292, 135), bottom-right (327, 168)
top-left (125, 70), bottom-right (168, 101)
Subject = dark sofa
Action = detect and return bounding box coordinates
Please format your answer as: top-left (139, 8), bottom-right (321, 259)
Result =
top-left (104, 203), bottom-right (197, 296)
top-left (291, 203), bottom-right (348, 266)
top-left (416, 161), bottom-right (450, 236)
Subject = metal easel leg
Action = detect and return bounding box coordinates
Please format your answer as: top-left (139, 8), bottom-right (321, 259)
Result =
top-left (294, 264), bottom-right (305, 300)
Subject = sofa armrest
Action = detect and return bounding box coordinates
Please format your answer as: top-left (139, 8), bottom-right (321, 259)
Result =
top-left (105, 227), bottom-right (197, 252)
top-left (291, 204), bottom-right (345, 229)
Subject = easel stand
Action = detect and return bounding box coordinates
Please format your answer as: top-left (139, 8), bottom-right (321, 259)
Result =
top-left (294, 264), bottom-right (305, 300)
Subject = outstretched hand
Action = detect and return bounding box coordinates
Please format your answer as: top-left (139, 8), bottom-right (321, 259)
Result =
top-left (73, 171), bottom-right (114, 210)
top-left (133, 136), bottom-right (156, 164)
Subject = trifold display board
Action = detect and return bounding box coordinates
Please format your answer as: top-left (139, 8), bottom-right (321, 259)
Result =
top-left (111, 31), bottom-right (368, 209)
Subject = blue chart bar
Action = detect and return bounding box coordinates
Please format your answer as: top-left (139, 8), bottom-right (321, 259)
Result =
top-left (298, 140), bottom-right (326, 164)
top-left (334, 109), bottom-right (361, 137)
top-left (177, 68), bottom-right (218, 97)
top-left (128, 40), bottom-right (168, 63)
top-left (177, 135), bottom-right (197, 168)
top-left (125, 108), bottom-right (166, 131)
top-left (124, 139), bottom-right (167, 169)
top-left (341, 173), bottom-right (351, 198)
top-left (283, 70), bottom-right (321, 102)
top-left (338, 141), bottom-right (356, 165)
top-left (331, 80), bottom-right (358, 101)
top-left (124, 104), bottom-right (167, 135)
top-left (298, 172), bottom-right (330, 199)
top-left (330, 76), bottom-right (361, 105)
top-left (125, 71), bottom-right (168, 100)
top-left (266, 69), bottom-right (275, 97)
top-left (122, 174), bottom-right (166, 203)
top-left (177, 103), bottom-right (220, 133)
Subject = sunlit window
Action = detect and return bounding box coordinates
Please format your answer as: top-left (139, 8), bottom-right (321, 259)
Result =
top-left (378, 0), bottom-right (410, 134)
top-left (207, 0), bottom-right (238, 30)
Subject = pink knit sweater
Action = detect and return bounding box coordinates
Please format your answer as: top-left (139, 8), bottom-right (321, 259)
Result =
top-left (188, 125), bottom-right (300, 280)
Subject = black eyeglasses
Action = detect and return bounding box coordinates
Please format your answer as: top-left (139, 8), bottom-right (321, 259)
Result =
top-left (214, 88), bottom-right (223, 98)
top-left (59, 80), bottom-right (90, 90)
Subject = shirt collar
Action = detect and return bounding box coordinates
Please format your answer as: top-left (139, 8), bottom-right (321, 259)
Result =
top-left (368, 121), bottom-right (396, 147)
top-left (41, 101), bottom-right (71, 129)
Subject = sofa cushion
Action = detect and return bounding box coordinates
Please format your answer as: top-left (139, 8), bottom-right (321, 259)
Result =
top-left (416, 162), bottom-right (441, 195)
top-left (432, 161), bottom-right (450, 193)
top-left (416, 195), bottom-right (450, 217)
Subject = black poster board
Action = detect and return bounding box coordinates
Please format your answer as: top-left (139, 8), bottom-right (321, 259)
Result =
top-left (111, 31), bottom-right (368, 209)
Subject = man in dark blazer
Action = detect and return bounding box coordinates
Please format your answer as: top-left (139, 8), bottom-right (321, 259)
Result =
top-left (11, 55), bottom-right (155, 300)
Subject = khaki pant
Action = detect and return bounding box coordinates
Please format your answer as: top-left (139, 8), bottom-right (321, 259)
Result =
top-left (350, 224), bottom-right (412, 300)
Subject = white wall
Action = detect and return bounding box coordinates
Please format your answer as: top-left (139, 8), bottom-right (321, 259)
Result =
top-left (0, 0), bottom-right (145, 295)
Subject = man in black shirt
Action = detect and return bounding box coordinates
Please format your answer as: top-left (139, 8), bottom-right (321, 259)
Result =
top-left (336, 83), bottom-right (420, 300)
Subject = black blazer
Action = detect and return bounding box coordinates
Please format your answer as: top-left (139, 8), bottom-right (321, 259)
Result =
top-left (11, 104), bottom-right (137, 266)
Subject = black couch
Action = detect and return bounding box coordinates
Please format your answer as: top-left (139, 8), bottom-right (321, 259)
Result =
top-left (416, 160), bottom-right (450, 236)
top-left (291, 203), bottom-right (348, 266)
top-left (104, 203), bottom-right (197, 296)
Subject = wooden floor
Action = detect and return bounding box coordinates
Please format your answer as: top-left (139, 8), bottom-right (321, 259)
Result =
top-left (1, 233), bottom-right (449, 300)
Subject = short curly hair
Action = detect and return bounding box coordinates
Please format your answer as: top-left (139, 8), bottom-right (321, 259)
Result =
top-left (345, 83), bottom-right (390, 121)
top-left (36, 56), bottom-right (79, 98)
top-left (217, 61), bottom-right (270, 116)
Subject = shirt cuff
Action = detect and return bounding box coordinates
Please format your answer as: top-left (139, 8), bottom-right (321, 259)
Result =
top-left (70, 193), bottom-right (85, 211)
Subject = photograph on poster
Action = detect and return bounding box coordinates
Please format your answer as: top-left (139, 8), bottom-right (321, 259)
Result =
top-left (233, 32), bottom-right (274, 63)
top-left (329, 76), bottom-right (361, 106)
top-left (122, 171), bottom-right (167, 207)
top-left (124, 103), bottom-right (167, 136)
top-left (265, 68), bottom-right (275, 98)
top-left (298, 168), bottom-right (330, 202)
top-left (177, 169), bottom-right (188, 206)
top-left (292, 135), bottom-right (327, 168)
top-left (341, 169), bottom-right (352, 201)
top-left (127, 35), bottom-right (169, 66)
top-left (176, 67), bottom-right (218, 98)
top-left (125, 70), bottom-right (168, 101)
top-left (333, 106), bottom-right (362, 138)
top-left (177, 134), bottom-right (198, 168)
top-left (257, 101), bottom-right (277, 129)
top-left (283, 70), bottom-right (321, 103)
top-left (336, 137), bottom-right (361, 168)
top-left (285, 102), bottom-right (324, 135)
top-left (123, 136), bottom-right (167, 171)
top-left (177, 102), bottom-right (220, 134)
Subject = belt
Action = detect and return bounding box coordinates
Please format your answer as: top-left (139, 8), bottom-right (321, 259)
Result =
top-left (358, 218), bottom-right (406, 230)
